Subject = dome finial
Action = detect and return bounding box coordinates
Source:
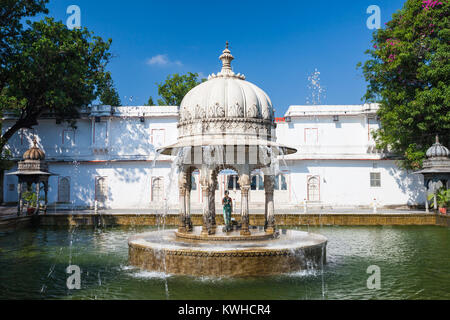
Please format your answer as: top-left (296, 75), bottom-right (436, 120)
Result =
top-left (426, 133), bottom-right (449, 159)
top-left (219, 41), bottom-right (234, 74)
top-left (208, 42), bottom-right (244, 80)
top-left (33, 137), bottom-right (37, 148)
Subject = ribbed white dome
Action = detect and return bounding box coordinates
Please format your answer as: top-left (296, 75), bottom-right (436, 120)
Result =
top-left (179, 77), bottom-right (273, 122)
top-left (426, 136), bottom-right (450, 158)
top-left (158, 43), bottom-right (297, 156)
top-left (179, 43), bottom-right (273, 123)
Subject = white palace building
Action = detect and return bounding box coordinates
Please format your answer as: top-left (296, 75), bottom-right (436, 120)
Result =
top-left (2, 103), bottom-right (426, 211)
top-left (2, 48), bottom-right (426, 211)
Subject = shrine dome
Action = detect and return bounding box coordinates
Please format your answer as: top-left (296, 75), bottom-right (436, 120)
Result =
top-left (23, 139), bottom-right (45, 160)
top-left (426, 136), bottom-right (450, 159)
top-left (159, 43), bottom-right (296, 156)
top-left (179, 43), bottom-right (274, 123)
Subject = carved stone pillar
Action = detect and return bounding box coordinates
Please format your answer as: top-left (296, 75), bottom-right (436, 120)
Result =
top-left (34, 181), bottom-right (40, 215)
top-left (201, 185), bottom-right (213, 235)
top-left (17, 181), bottom-right (23, 217)
top-left (239, 172), bottom-right (251, 236)
top-left (178, 171), bottom-right (188, 233)
top-left (264, 175), bottom-right (276, 233)
top-left (43, 181), bottom-right (48, 215)
top-left (200, 169), bottom-right (213, 236)
top-left (209, 179), bottom-right (217, 232)
top-left (185, 184), bottom-right (192, 232)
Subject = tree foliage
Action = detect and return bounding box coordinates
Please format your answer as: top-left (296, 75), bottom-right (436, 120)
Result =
top-left (154, 72), bottom-right (205, 106)
top-left (0, 0), bottom-right (49, 90)
top-left (0, 17), bottom-right (112, 151)
top-left (146, 96), bottom-right (155, 106)
top-left (359, 0), bottom-right (449, 170)
top-left (99, 73), bottom-right (121, 106)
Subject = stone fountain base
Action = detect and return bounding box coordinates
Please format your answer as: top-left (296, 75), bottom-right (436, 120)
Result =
top-left (175, 225), bottom-right (277, 241)
top-left (128, 227), bottom-right (327, 277)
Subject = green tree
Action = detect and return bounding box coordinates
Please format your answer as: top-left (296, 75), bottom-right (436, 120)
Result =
top-left (146, 96), bottom-right (155, 106)
top-left (155, 72), bottom-right (205, 106)
top-left (0, 0), bottom-right (49, 91)
top-left (0, 17), bottom-right (112, 151)
top-left (358, 0), bottom-right (449, 170)
top-left (99, 74), bottom-right (121, 106)
top-left (0, 0), bottom-right (49, 203)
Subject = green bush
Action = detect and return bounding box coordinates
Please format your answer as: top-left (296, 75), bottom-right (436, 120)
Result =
top-left (428, 188), bottom-right (450, 208)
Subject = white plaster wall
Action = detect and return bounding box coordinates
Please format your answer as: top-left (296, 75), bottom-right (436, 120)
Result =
top-left (108, 117), bottom-right (177, 157)
top-left (287, 160), bottom-right (425, 207)
top-left (3, 113), bottom-right (178, 161)
top-left (25, 161), bottom-right (178, 209)
top-left (2, 105), bottom-right (427, 208)
top-left (4, 119), bottom-right (93, 160)
top-left (276, 115), bottom-right (379, 157)
top-left (4, 159), bottom-right (424, 208)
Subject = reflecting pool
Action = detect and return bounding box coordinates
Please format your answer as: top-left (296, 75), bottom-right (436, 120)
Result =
top-left (0, 225), bottom-right (448, 300)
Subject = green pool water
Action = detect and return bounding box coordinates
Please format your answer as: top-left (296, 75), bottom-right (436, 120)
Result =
top-left (0, 225), bottom-right (448, 300)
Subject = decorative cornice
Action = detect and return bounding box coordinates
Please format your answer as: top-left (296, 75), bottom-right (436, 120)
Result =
top-left (177, 117), bottom-right (274, 128)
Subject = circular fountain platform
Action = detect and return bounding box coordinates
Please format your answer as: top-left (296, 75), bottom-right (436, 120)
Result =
top-left (129, 227), bottom-right (327, 277)
top-left (175, 226), bottom-right (277, 241)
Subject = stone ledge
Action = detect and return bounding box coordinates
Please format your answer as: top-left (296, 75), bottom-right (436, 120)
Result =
top-left (0, 216), bottom-right (37, 230)
top-left (35, 213), bottom-right (444, 227)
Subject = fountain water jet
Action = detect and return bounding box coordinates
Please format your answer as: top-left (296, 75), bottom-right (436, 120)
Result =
top-left (129, 43), bottom-right (327, 277)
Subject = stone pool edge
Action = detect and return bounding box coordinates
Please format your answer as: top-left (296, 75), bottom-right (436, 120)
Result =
top-left (1, 212), bottom-right (448, 230)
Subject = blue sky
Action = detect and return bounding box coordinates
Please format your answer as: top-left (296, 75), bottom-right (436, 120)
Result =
top-left (38, 0), bottom-right (406, 116)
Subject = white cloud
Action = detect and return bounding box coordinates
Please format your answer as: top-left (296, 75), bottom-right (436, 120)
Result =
top-left (146, 54), bottom-right (182, 67)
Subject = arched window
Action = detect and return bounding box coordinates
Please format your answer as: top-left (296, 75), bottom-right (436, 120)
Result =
top-left (58, 177), bottom-right (70, 203)
top-left (152, 177), bottom-right (164, 202)
top-left (307, 176), bottom-right (320, 201)
top-left (95, 176), bottom-right (108, 202)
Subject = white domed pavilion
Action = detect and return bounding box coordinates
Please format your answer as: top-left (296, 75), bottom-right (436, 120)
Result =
top-left (159, 43), bottom-right (297, 237)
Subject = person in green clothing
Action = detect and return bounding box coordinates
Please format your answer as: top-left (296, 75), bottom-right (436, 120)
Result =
top-left (222, 191), bottom-right (233, 232)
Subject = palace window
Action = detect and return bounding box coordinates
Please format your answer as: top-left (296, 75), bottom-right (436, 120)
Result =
top-left (58, 177), bottom-right (70, 203)
top-left (152, 177), bottom-right (164, 202)
top-left (93, 121), bottom-right (107, 145)
top-left (370, 172), bottom-right (381, 187)
top-left (95, 176), bottom-right (108, 202)
top-left (251, 174), bottom-right (264, 191)
top-left (191, 174), bottom-right (197, 191)
top-left (307, 176), bottom-right (320, 201)
top-left (227, 175), bottom-right (240, 191)
top-left (368, 117), bottom-right (379, 142)
top-left (62, 130), bottom-right (75, 146)
top-left (274, 174), bottom-right (288, 191)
